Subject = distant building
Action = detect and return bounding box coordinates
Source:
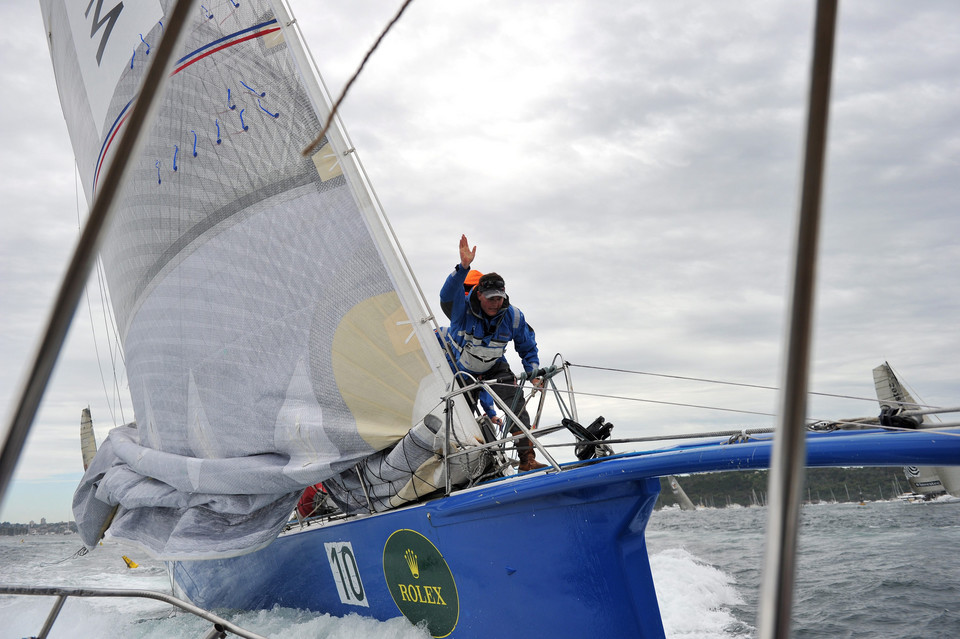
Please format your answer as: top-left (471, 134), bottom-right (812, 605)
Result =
top-left (1, 521), bottom-right (78, 536)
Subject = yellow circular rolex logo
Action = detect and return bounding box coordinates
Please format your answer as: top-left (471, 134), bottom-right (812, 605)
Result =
top-left (383, 529), bottom-right (459, 638)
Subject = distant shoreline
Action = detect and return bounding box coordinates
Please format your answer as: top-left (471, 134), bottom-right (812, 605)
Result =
top-left (1, 521), bottom-right (77, 535)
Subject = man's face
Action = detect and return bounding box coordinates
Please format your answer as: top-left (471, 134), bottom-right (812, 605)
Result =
top-left (479, 292), bottom-right (505, 316)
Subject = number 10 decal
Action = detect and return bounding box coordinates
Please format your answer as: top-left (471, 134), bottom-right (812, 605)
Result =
top-left (324, 541), bottom-right (369, 607)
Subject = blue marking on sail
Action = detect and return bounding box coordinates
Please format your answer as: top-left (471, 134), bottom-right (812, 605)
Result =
top-left (241, 80), bottom-right (266, 97)
top-left (258, 98), bottom-right (279, 118)
top-left (93, 20), bottom-right (281, 192)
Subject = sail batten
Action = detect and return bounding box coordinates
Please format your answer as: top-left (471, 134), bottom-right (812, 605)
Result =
top-left (42, 0), bottom-right (482, 559)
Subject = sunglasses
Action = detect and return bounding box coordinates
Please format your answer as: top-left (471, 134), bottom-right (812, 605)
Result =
top-left (478, 278), bottom-right (505, 291)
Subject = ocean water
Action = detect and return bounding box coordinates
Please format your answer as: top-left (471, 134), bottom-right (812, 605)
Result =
top-left (646, 499), bottom-right (960, 639)
top-left (2, 500), bottom-right (957, 638)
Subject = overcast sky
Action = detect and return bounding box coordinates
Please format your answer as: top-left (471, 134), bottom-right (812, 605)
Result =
top-left (2, 0), bottom-right (958, 523)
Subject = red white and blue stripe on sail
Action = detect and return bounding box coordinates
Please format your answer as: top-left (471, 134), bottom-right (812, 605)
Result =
top-left (93, 19), bottom-right (281, 192)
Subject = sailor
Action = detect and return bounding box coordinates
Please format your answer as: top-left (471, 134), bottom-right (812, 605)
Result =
top-left (440, 267), bottom-right (483, 320)
top-left (437, 268), bottom-right (500, 425)
top-left (441, 234), bottom-right (547, 471)
top-left (436, 325), bottom-right (501, 425)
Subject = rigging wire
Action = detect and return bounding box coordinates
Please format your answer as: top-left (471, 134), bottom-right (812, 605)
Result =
top-left (887, 361), bottom-right (942, 423)
top-left (75, 161), bottom-right (127, 428)
top-left (76, 164), bottom-right (118, 427)
top-left (302, 0), bottom-right (416, 156)
top-left (97, 256), bottom-right (128, 424)
top-left (568, 362), bottom-right (942, 409)
top-left (496, 361), bottom-right (960, 435)
top-left (554, 387), bottom-right (777, 418)
top-left (533, 380), bottom-right (812, 423)
top-left (83, 281), bottom-right (116, 425)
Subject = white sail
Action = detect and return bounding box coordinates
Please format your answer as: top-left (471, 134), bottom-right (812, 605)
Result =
top-left (79, 408), bottom-right (98, 471)
top-left (902, 465), bottom-right (945, 497)
top-left (873, 362), bottom-right (957, 498)
top-left (43, 0), bottom-right (481, 559)
top-left (666, 475), bottom-right (696, 511)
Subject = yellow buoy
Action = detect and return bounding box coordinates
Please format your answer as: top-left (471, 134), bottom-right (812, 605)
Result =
top-left (122, 555), bottom-right (139, 569)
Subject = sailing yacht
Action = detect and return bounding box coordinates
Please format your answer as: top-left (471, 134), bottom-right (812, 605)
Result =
top-left (4, 0), bottom-right (957, 637)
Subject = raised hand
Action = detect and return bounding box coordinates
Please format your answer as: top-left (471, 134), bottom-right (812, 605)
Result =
top-left (459, 234), bottom-right (476, 268)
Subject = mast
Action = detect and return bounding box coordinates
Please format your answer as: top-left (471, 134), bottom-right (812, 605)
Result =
top-left (757, 1), bottom-right (837, 637)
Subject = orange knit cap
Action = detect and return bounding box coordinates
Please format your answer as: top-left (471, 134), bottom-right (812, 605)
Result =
top-left (464, 270), bottom-right (483, 288)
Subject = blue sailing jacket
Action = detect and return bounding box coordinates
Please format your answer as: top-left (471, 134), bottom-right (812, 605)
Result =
top-left (440, 265), bottom-right (539, 376)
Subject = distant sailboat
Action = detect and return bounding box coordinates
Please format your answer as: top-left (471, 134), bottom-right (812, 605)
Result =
top-left (79, 408), bottom-right (97, 472)
top-left (667, 475), bottom-right (696, 511)
top-left (874, 362), bottom-right (954, 499)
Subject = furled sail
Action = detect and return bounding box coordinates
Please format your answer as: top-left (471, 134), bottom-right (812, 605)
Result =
top-left (42, 0), bottom-right (481, 558)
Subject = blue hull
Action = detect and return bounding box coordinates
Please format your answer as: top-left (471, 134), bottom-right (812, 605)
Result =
top-left (171, 428), bottom-right (960, 638)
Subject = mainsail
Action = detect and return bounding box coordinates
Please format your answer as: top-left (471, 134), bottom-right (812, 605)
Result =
top-left (873, 362), bottom-right (959, 498)
top-left (666, 475), bottom-right (696, 511)
top-left (42, 0), bottom-right (481, 558)
top-left (79, 408), bottom-right (98, 471)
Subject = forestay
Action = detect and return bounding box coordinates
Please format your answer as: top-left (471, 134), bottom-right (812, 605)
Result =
top-left (41, 0), bottom-right (481, 559)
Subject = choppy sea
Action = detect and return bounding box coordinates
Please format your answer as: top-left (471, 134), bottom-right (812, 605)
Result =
top-left (2, 500), bottom-right (958, 638)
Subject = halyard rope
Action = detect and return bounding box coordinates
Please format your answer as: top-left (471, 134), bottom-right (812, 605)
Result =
top-left (303, 0), bottom-right (417, 156)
